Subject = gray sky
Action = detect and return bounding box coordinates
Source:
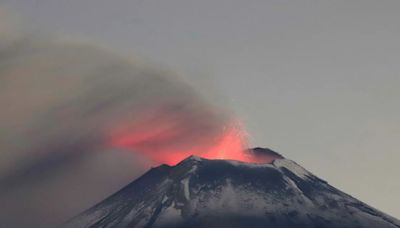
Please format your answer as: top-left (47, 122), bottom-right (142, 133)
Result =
top-left (2, 0), bottom-right (400, 223)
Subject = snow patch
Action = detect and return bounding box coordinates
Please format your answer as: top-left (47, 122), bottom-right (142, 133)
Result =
top-left (225, 159), bottom-right (274, 168)
top-left (161, 195), bottom-right (169, 204)
top-left (186, 155), bottom-right (203, 162)
top-left (154, 201), bottom-right (183, 226)
top-left (273, 159), bottom-right (311, 179)
top-left (181, 178), bottom-right (190, 200)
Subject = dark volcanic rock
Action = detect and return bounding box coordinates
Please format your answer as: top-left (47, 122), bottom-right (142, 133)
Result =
top-left (65, 149), bottom-right (400, 228)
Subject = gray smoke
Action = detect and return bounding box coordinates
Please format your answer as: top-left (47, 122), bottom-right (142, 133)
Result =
top-left (0, 14), bottom-right (231, 227)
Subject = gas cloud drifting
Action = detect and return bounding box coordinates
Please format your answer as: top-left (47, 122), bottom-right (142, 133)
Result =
top-left (0, 11), bottom-right (251, 227)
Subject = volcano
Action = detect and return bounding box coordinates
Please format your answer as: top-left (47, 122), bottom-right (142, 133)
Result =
top-left (65, 148), bottom-right (400, 228)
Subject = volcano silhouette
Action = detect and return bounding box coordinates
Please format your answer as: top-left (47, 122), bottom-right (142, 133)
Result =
top-left (65, 148), bottom-right (400, 228)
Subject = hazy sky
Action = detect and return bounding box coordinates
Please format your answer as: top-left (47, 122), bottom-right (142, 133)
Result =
top-left (2, 0), bottom-right (400, 223)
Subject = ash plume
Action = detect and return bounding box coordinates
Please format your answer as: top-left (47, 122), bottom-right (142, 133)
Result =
top-left (0, 13), bottom-right (238, 227)
top-left (0, 17), bottom-right (230, 179)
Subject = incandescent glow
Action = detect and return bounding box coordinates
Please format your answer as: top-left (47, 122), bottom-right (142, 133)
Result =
top-left (110, 115), bottom-right (270, 165)
top-left (200, 125), bottom-right (252, 162)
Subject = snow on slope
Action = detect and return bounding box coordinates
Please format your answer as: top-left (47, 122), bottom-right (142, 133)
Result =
top-left (65, 149), bottom-right (400, 228)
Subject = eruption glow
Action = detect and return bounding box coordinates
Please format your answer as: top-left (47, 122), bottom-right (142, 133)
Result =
top-left (110, 116), bottom-right (264, 165)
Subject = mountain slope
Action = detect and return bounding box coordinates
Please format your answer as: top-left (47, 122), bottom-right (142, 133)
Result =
top-left (65, 149), bottom-right (400, 228)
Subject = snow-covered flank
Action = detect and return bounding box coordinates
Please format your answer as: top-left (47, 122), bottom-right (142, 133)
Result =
top-left (273, 159), bottom-right (312, 179)
top-left (65, 152), bottom-right (400, 228)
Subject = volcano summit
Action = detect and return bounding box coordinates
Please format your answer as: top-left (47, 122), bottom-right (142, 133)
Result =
top-left (65, 148), bottom-right (400, 228)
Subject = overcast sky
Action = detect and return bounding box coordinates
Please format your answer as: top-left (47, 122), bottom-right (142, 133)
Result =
top-left (2, 0), bottom-right (400, 223)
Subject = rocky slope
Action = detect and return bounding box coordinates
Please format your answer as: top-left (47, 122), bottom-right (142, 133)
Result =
top-left (65, 148), bottom-right (400, 228)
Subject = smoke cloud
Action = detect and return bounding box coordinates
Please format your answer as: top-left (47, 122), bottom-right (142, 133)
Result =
top-left (0, 12), bottom-right (241, 227)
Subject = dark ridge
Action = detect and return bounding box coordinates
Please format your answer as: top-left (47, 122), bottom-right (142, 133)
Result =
top-left (250, 147), bottom-right (284, 159)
